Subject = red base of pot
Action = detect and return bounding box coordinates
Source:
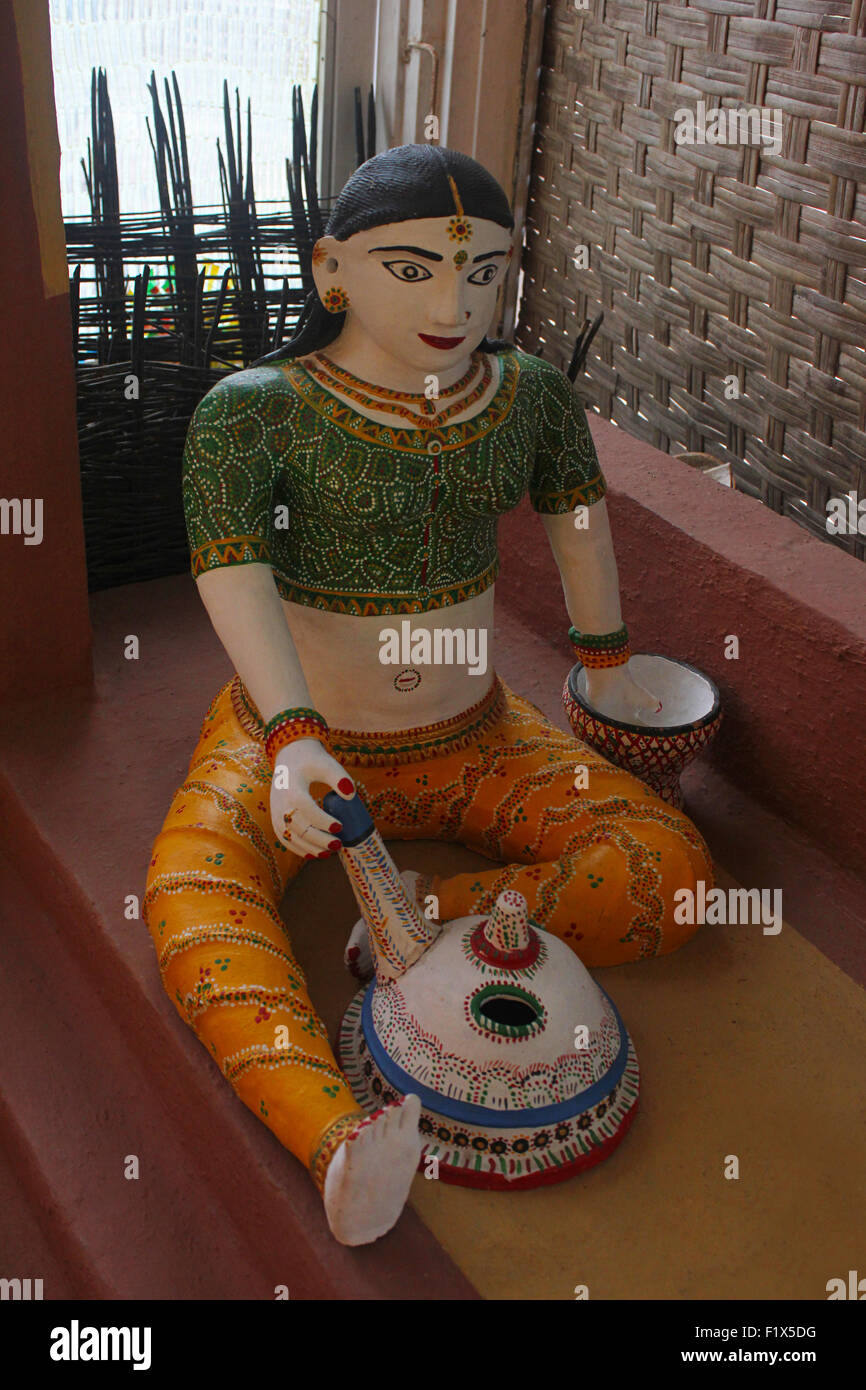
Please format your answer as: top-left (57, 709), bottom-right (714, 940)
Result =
top-left (418, 1091), bottom-right (640, 1191)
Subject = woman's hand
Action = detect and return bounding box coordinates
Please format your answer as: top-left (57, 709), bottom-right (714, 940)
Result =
top-left (270, 738), bottom-right (355, 858)
top-left (584, 664), bottom-right (662, 726)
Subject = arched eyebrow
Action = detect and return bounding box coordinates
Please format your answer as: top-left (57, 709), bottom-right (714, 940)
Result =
top-left (368, 245), bottom-right (509, 264)
top-left (369, 245), bottom-right (443, 261)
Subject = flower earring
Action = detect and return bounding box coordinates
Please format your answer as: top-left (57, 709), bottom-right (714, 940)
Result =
top-left (323, 286), bottom-right (350, 314)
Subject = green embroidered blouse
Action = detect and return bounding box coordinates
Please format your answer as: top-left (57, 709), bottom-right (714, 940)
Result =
top-left (182, 347), bottom-right (606, 616)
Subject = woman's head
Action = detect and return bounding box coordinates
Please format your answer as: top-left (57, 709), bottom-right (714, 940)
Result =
top-left (323, 143), bottom-right (514, 241)
top-left (256, 145), bottom-right (515, 367)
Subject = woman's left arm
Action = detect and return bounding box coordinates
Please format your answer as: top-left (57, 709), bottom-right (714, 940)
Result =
top-left (540, 498), bottom-right (661, 724)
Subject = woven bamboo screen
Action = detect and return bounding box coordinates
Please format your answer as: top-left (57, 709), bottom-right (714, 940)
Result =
top-left (516, 0), bottom-right (866, 560)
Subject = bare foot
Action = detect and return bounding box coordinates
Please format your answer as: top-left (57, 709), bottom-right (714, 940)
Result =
top-left (343, 915), bottom-right (373, 981)
top-left (343, 870), bottom-right (426, 981)
top-left (323, 1095), bottom-right (422, 1246)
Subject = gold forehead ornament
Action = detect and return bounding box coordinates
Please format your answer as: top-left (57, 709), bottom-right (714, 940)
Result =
top-left (446, 175), bottom-right (473, 247)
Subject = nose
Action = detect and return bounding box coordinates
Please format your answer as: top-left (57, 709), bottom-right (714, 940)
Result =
top-left (430, 271), bottom-right (468, 328)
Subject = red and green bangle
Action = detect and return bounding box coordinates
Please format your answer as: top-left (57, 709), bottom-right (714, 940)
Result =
top-left (264, 706), bottom-right (330, 764)
top-left (568, 623), bottom-right (631, 669)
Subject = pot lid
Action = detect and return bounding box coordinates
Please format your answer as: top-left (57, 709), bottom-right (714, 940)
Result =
top-left (364, 893), bottom-right (628, 1118)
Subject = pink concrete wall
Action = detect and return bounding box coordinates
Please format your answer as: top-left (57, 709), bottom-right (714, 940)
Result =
top-left (0, 2), bottom-right (92, 697)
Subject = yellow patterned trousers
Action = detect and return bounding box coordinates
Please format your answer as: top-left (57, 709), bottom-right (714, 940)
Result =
top-left (144, 674), bottom-right (713, 1183)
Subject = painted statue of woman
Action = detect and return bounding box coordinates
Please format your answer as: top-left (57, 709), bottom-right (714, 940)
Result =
top-left (145, 144), bottom-right (713, 1246)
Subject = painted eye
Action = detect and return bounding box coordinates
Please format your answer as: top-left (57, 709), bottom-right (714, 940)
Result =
top-left (466, 263), bottom-right (499, 285)
top-left (382, 260), bottom-right (433, 283)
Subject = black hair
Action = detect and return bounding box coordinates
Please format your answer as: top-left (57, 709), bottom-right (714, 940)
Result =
top-left (254, 143), bottom-right (515, 366)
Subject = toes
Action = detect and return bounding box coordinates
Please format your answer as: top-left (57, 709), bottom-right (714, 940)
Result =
top-left (345, 945), bottom-right (366, 981)
top-left (343, 916), bottom-right (373, 980)
top-left (398, 1094), bottom-right (421, 1130)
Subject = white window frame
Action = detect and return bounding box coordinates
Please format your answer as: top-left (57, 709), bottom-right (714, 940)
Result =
top-left (318, 0), bottom-right (546, 335)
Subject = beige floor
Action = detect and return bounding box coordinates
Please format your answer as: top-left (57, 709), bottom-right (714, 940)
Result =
top-left (291, 846), bottom-right (866, 1301)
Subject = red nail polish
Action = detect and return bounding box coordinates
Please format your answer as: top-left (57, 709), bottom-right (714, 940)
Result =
top-left (328, 839), bottom-right (341, 852)
top-left (329, 822), bottom-right (342, 834)
top-left (338, 778), bottom-right (354, 795)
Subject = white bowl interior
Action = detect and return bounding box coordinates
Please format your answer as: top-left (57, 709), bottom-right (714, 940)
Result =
top-left (574, 654), bottom-right (716, 729)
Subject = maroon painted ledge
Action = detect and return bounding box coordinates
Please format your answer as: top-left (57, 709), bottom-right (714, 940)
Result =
top-left (499, 414), bottom-right (866, 882)
top-left (0, 412), bottom-right (864, 1300)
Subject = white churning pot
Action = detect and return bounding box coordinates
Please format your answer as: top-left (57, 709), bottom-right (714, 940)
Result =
top-left (326, 791), bottom-right (640, 1190)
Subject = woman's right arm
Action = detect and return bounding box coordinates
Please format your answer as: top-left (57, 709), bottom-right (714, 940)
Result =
top-left (195, 562), bottom-right (313, 722)
top-left (184, 376), bottom-right (353, 858)
top-left (195, 564), bottom-right (355, 859)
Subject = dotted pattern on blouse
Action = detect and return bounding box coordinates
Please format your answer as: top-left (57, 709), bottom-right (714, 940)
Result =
top-left (182, 348), bottom-right (607, 616)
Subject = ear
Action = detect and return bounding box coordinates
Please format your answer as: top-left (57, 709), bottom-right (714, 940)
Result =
top-left (311, 235), bottom-right (342, 300)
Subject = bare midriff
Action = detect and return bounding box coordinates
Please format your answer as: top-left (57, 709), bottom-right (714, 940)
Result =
top-left (280, 586), bottom-right (496, 732)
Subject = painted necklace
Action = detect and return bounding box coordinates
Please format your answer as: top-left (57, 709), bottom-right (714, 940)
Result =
top-left (307, 351), bottom-right (493, 427)
top-left (314, 350), bottom-right (481, 401)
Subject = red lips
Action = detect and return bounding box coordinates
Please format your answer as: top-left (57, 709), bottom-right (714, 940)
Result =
top-left (418, 333), bottom-right (466, 349)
